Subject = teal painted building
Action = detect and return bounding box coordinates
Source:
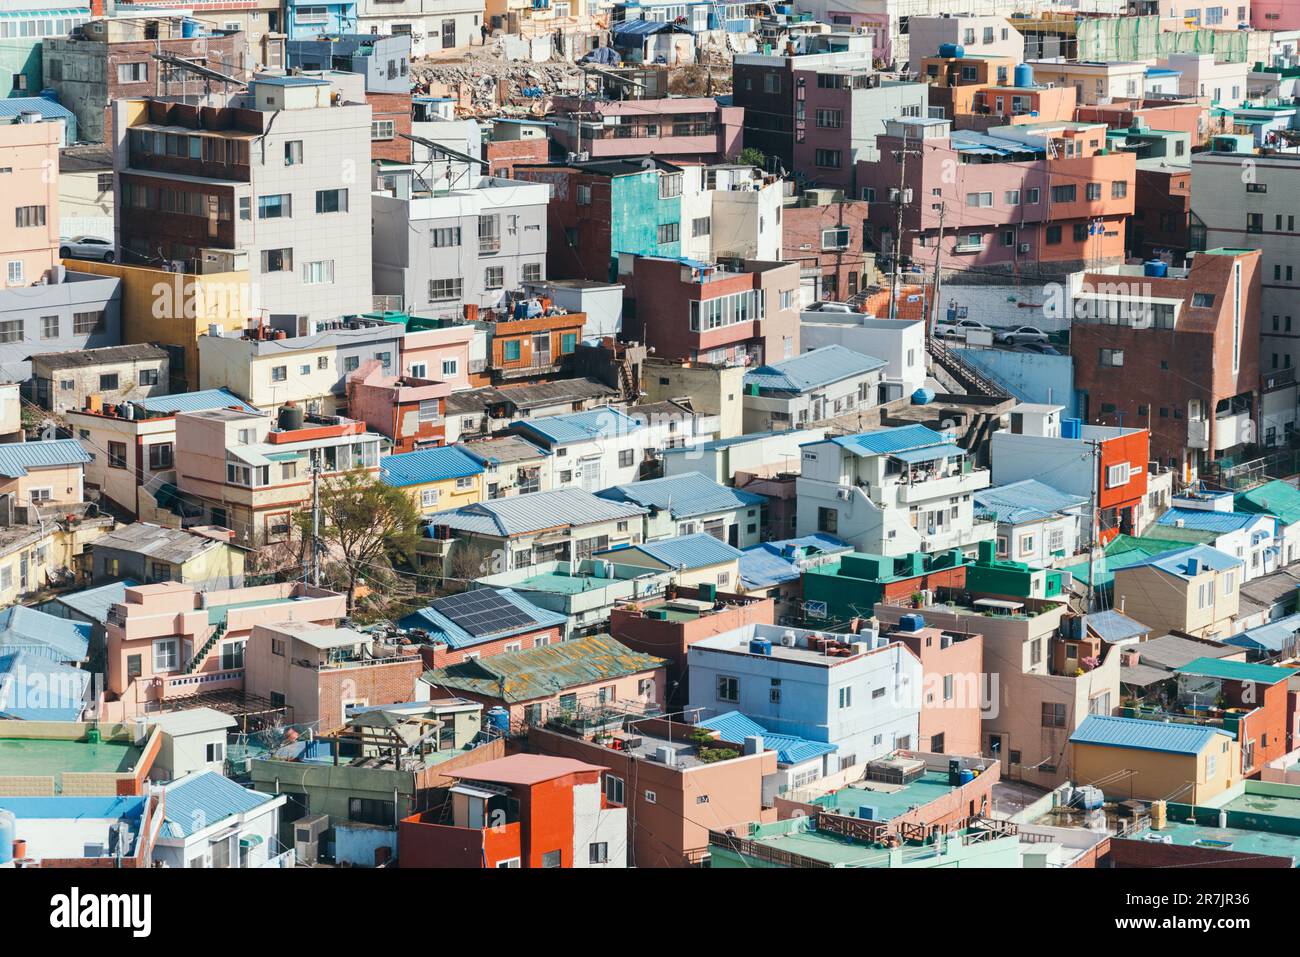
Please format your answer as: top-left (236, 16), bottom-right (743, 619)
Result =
top-left (0, 6), bottom-right (92, 100)
top-left (610, 168), bottom-right (681, 276)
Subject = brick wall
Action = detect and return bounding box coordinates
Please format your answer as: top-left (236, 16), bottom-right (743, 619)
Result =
top-left (486, 138), bottom-right (549, 178)
top-left (368, 92), bottom-right (412, 163)
top-left (316, 656), bottom-right (424, 731)
top-left (1106, 836), bottom-right (1292, 868)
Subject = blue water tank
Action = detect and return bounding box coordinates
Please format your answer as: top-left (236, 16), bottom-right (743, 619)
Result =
top-left (39, 88), bottom-right (59, 102)
top-left (959, 769), bottom-right (975, 786)
top-left (899, 612), bottom-right (925, 633)
top-left (0, 809), bottom-right (14, 866)
top-left (1014, 63), bottom-right (1034, 88)
top-left (938, 43), bottom-right (965, 59)
top-left (749, 638), bottom-right (773, 656)
top-left (1143, 259), bottom-right (1169, 278)
top-left (485, 706), bottom-right (510, 736)
top-left (1062, 417), bottom-right (1082, 440)
top-left (911, 387), bottom-right (935, 405)
top-left (858, 805), bottom-right (878, 821)
top-left (181, 18), bottom-right (201, 38)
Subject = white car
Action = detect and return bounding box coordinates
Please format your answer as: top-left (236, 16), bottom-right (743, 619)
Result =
top-left (995, 325), bottom-right (1052, 346)
top-left (934, 318), bottom-right (994, 340)
top-left (59, 236), bottom-right (115, 263)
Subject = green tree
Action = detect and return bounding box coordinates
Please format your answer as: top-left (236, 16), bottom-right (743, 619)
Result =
top-left (297, 468), bottom-right (421, 613)
top-left (739, 146), bottom-right (766, 170)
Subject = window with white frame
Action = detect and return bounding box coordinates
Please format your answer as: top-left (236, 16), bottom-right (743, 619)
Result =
top-left (153, 638), bottom-right (179, 673)
top-left (1105, 462), bottom-right (1131, 488)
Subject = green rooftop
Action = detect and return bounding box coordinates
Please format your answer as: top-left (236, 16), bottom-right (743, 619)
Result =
top-left (206, 596), bottom-right (302, 626)
top-left (1235, 479), bottom-right (1300, 526)
top-left (513, 571), bottom-right (616, 595)
top-left (1129, 820), bottom-right (1300, 862)
top-left (811, 770), bottom-right (958, 821)
top-left (1175, 656), bottom-right (1298, 684)
top-left (0, 737), bottom-right (143, 793)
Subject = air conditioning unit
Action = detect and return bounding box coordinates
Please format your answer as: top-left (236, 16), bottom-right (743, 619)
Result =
top-left (294, 813), bottom-right (330, 866)
top-left (1018, 243), bottom-right (1031, 253)
top-left (836, 488), bottom-right (851, 501)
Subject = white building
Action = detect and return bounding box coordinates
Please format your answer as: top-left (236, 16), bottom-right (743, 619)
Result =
top-left (661, 426), bottom-right (826, 484)
top-left (799, 310), bottom-right (927, 400)
top-left (974, 479), bottom-right (1088, 568)
top-left (147, 707), bottom-right (238, 782)
top-left (679, 164), bottom-right (785, 264)
top-left (795, 423), bottom-right (994, 556)
top-left (687, 621), bottom-right (922, 767)
top-left (742, 344), bottom-right (887, 433)
top-left (354, 0), bottom-right (486, 56)
top-left (152, 771), bottom-right (288, 869)
top-left (1151, 488), bottom-right (1279, 582)
top-left (595, 472), bottom-right (767, 547)
top-left (1164, 53), bottom-right (1248, 104)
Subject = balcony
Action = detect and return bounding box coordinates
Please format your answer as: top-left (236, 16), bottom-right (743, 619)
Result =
top-left (896, 467), bottom-right (991, 504)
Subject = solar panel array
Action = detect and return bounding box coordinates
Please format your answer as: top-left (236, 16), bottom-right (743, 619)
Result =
top-left (433, 589), bottom-right (537, 638)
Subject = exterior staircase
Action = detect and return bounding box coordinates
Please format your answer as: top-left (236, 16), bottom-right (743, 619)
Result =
top-left (182, 620), bottom-right (227, 675)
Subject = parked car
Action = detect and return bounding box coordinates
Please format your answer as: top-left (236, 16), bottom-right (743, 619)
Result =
top-left (1019, 342), bottom-right (1061, 355)
top-left (59, 236), bottom-right (115, 262)
top-left (995, 325), bottom-right (1052, 346)
top-left (934, 318), bottom-right (995, 340)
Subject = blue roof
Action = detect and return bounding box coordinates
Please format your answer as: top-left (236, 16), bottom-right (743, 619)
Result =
top-left (975, 479), bottom-right (1089, 524)
top-left (512, 408), bottom-right (643, 445)
top-left (891, 443), bottom-right (963, 464)
top-left (0, 98), bottom-right (76, 124)
top-left (1131, 544), bottom-right (1244, 579)
top-left (661, 428), bottom-right (818, 454)
top-left (0, 606), bottom-right (91, 663)
top-left (744, 345), bottom-right (886, 394)
top-left (821, 424), bottom-right (953, 457)
top-left (1085, 609), bottom-right (1149, 643)
top-left (597, 532), bottom-right (741, 570)
top-left (50, 579), bottom-right (138, 624)
top-left (253, 74), bottom-right (330, 86)
top-left (1156, 508), bottom-right (1269, 535)
top-left (739, 534), bottom-right (853, 590)
top-left (611, 18), bottom-right (693, 36)
top-left (0, 651), bottom-right (90, 721)
top-left (0, 439), bottom-right (91, 478)
top-left (137, 388), bottom-right (257, 415)
top-left (398, 587), bottom-right (567, 650)
top-left (595, 472), bottom-right (765, 519)
top-left (424, 487), bottom-right (646, 537)
top-left (1221, 611), bottom-right (1300, 653)
top-left (699, 711), bottom-right (838, 766)
top-left (380, 445), bottom-right (484, 487)
top-left (1070, 714), bottom-right (1231, 755)
top-left (159, 771), bottom-right (278, 839)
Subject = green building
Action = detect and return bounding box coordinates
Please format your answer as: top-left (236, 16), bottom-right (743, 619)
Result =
top-left (964, 541), bottom-right (1070, 601)
top-left (800, 548), bottom-right (968, 626)
top-left (1, 7), bottom-right (92, 100)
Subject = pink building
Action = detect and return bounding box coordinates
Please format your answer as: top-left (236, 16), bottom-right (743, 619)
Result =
top-left (621, 256), bottom-right (801, 366)
top-left (346, 359), bottom-right (453, 453)
top-left (1254, 1), bottom-right (1300, 30)
top-left (0, 118), bottom-right (60, 288)
top-left (102, 580), bottom-right (347, 720)
top-left (394, 315), bottom-right (475, 392)
top-left (550, 96), bottom-right (743, 165)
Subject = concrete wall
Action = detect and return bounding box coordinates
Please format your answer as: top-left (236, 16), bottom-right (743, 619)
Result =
top-left (0, 272), bottom-right (122, 383)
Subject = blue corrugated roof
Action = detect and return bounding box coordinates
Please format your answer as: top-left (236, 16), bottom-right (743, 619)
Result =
top-left (1156, 507), bottom-right (1269, 534)
top-left (0, 439), bottom-right (91, 478)
top-left (380, 445), bottom-right (483, 487)
top-left (1174, 656), bottom-right (1298, 683)
top-left (398, 587), bottom-right (567, 650)
top-left (0, 606), bottom-right (91, 663)
top-left (1085, 609), bottom-right (1149, 643)
top-left (1222, 611), bottom-right (1300, 653)
top-left (975, 479), bottom-right (1089, 525)
top-left (1133, 544), bottom-right (1243, 579)
top-left (892, 443), bottom-right (963, 464)
top-left (138, 388), bottom-right (257, 415)
top-left (739, 534), bottom-right (853, 589)
top-left (0, 651), bottom-right (90, 721)
top-left (512, 408), bottom-right (643, 445)
top-left (1070, 714), bottom-right (1231, 755)
top-left (744, 345), bottom-right (885, 394)
top-left (0, 98), bottom-right (76, 123)
top-left (661, 428), bottom-right (819, 454)
top-left (699, 711), bottom-right (838, 766)
top-left (597, 532), bottom-right (741, 570)
top-left (159, 771), bottom-right (278, 839)
top-left (424, 487), bottom-right (646, 537)
top-left (611, 18), bottom-right (693, 37)
top-left (822, 424), bottom-right (952, 457)
top-left (596, 472), bottom-right (765, 519)
top-left (50, 579), bottom-right (138, 624)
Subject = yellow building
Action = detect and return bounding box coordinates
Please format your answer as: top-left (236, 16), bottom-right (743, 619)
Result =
top-left (65, 260), bottom-right (249, 391)
top-left (1070, 714), bottom-right (1238, 805)
top-left (379, 446), bottom-right (485, 516)
top-left (1111, 545), bottom-right (1241, 640)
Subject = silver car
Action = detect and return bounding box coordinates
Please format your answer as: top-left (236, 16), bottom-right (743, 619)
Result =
top-left (59, 236), bottom-right (115, 263)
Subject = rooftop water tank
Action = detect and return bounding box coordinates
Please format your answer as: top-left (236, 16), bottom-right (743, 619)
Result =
top-left (749, 637), bottom-right (773, 656)
top-left (486, 706), bottom-right (510, 735)
top-left (1143, 260), bottom-right (1169, 277)
top-left (1014, 63), bottom-right (1034, 88)
top-left (911, 387), bottom-right (935, 405)
top-left (0, 809), bottom-right (14, 866)
top-left (181, 18), bottom-right (202, 38)
top-left (938, 43), bottom-right (965, 59)
top-left (899, 612), bottom-right (925, 633)
top-left (959, 768), bottom-right (975, 786)
top-left (1062, 417), bottom-right (1082, 440)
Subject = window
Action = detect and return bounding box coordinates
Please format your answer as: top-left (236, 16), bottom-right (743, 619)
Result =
top-left (604, 774), bottom-right (625, 804)
top-left (14, 205), bottom-right (46, 228)
top-left (1041, 702), bottom-right (1067, 728)
top-left (716, 675), bottom-right (739, 702)
top-left (371, 120), bottom-right (395, 140)
top-left (658, 172), bottom-right (682, 199)
top-left (261, 248), bottom-right (292, 273)
top-left (522, 262), bottom-right (542, 283)
top-left (1192, 292), bottom-right (1216, 308)
top-left (148, 443), bottom-right (173, 470)
top-left (303, 260), bottom-right (334, 285)
top-left (220, 640), bottom-right (245, 671)
top-left (576, 184), bottom-right (592, 205)
top-left (271, 366), bottom-right (287, 382)
top-left (285, 140), bottom-right (303, 166)
top-left (618, 449), bottom-right (634, 468)
top-left (821, 228), bottom-right (850, 249)
top-left (153, 638), bottom-right (179, 673)
top-left (429, 278), bottom-right (463, 301)
top-left (484, 266), bottom-right (504, 289)
top-left (1085, 182), bottom-right (1102, 201)
top-left (1099, 348), bottom-right (1124, 368)
top-left (117, 61), bottom-right (148, 83)
top-left (503, 339), bottom-right (522, 362)
top-left (692, 216), bottom-right (711, 238)
top-left (127, 655), bottom-right (142, 678)
top-left (814, 148), bottom-right (842, 169)
top-left (657, 222), bottom-right (679, 245)
top-left (1051, 184), bottom-right (1076, 203)
top-left (6, 261), bottom-right (22, 285)
top-left (815, 108), bottom-right (843, 128)
top-left (966, 192), bottom-right (993, 208)
top-left (1111, 181), bottom-right (1127, 199)
top-left (257, 194), bottom-right (291, 219)
top-left (40, 315), bottom-right (58, 340)
top-left (589, 842), bottom-right (609, 864)
top-left (314, 189), bottom-right (348, 214)
top-left (1106, 462), bottom-right (1131, 488)
top-left (107, 441), bottom-right (127, 469)
top-left (138, 368), bottom-right (159, 387)
top-left (349, 797), bottom-right (395, 826)
top-left (1045, 225), bottom-right (1062, 245)
top-left (431, 227), bottom-right (461, 248)
top-left (838, 686), bottom-right (852, 708)
top-left (1247, 213), bottom-right (1263, 234)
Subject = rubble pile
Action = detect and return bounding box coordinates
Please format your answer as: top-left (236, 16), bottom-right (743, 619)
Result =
top-left (411, 45), bottom-right (588, 113)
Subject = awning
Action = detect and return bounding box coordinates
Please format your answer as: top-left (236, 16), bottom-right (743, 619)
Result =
top-left (239, 834), bottom-right (265, 849)
top-left (892, 443), bottom-right (963, 464)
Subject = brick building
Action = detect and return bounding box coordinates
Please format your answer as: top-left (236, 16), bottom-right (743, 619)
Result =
top-left (368, 91), bottom-right (412, 163)
top-left (782, 196), bottom-right (873, 303)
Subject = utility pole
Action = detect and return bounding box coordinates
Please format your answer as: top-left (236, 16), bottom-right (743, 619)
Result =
top-left (1085, 438), bottom-right (1100, 610)
top-left (929, 201), bottom-right (946, 340)
top-left (889, 134), bottom-right (922, 320)
top-left (308, 456), bottom-right (322, 588)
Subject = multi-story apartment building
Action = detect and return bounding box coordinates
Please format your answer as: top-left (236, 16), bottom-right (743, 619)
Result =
top-left (678, 164), bottom-right (785, 264)
top-left (0, 3), bottom-right (94, 99)
top-left (795, 423), bottom-right (995, 557)
top-left (504, 407), bottom-right (676, 491)
top-left (1068, 248), bottom-right (1262, 482)
top-left (1027, 58), bottom-right (1149, 106)
top-left (991, 403), bottom-right (1154, 546)
top-left (353, 0), bottom-right (484, 56)
top-left (620, 256), bottom-right (801, 367)
top-left (741, 344), bottom-right (887, 434)
top-left (0, 115), bottom-right (122, 383)
top-left (372, 165), bottom-right (549, 319)
top-left (172, 406), bottom-right (384, 546)
top-left (346, 359), bottom-right (452, 453)
top-left (1191, 146), bottom-right (1300, 372)
top-left (284, 32), bottom-right (411, 92)
top-left (781, 193), bottom-right (872, 303)
top-left (857, 116), bottom-right (1135, 279)
top-left (113, 0), bottom-right (286, 66)
top-left (198, 316), bottom-right (406, 415)
top-left (112, 74), bottom-right (372, 325)
top-left (549, 95), bottom-right (744, 166)
top-left (44, 15), bottom-right (250, 144)
top-left (907, 14), bottom-right (1026, 63)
